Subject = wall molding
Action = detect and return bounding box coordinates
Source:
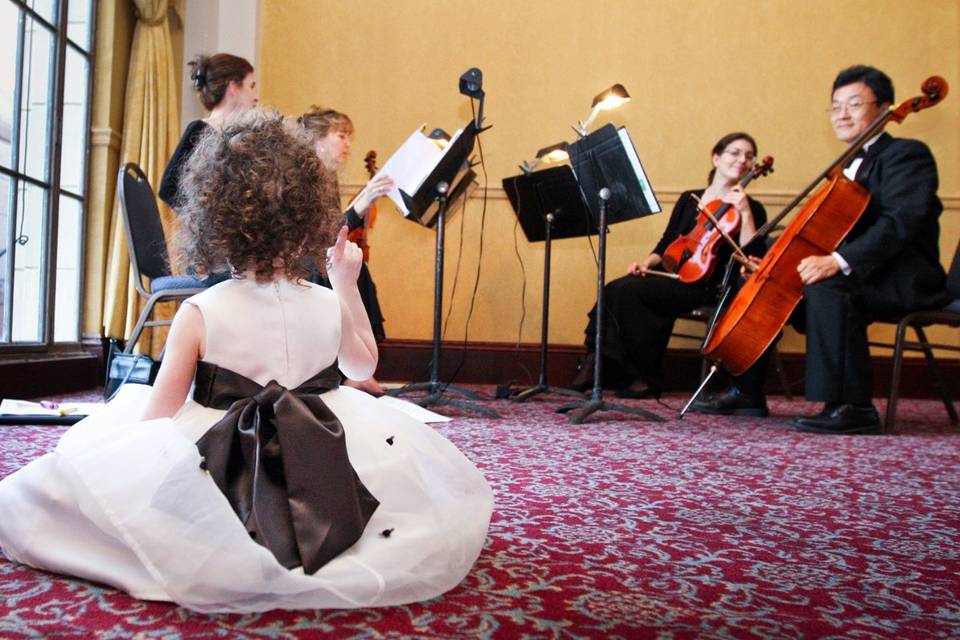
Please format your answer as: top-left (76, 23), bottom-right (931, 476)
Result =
top-left (90, 126), bottom-right (123, 152)
top-left (342, 183), bottom-right (960, 211)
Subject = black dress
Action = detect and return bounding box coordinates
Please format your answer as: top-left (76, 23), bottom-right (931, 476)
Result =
top-left (583, 190), bottom-right (767, 390)
top-left (157, 120), bottom-right (230, 286)
top-left (159, 119), bottom-right (210, 210)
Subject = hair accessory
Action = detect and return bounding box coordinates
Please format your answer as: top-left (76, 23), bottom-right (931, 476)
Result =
top-left (191, 69), bottom-right (206, 89)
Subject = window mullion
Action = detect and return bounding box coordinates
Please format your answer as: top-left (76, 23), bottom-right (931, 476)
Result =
top-left (9, 0), bottom-right (58, 33)
top-left (3, 8), bottom-right (28, 342)
top-left (75, 0), bottom-right (98, 343)
top-left (41, 0), bottom-right (70, 346)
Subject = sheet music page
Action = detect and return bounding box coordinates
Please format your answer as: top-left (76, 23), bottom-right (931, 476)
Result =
top-left (618, 127), bottom-right (662, 214)
top-left (0, 399), bottom-right (104, 416)
top-left (358, 127), bottom-right (442, 216)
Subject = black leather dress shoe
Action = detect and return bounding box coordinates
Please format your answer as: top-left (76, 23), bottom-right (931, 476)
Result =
top-left (615, 380), bottom-right (661, 399)
top-left (689, 387), bottom-right (769, 417)
top-left (793, 404), bottom-right (880, 434)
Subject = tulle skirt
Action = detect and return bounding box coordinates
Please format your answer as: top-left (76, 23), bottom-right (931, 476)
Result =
top-left (0, 385), bottom-right (492, 613)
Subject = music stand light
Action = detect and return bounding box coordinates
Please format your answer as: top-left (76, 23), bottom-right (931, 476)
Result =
top-left (577, 83), bottom-right (631, 136)
top-left (537, 142), bottom-right (569, 163)
top-left (520, 142), bottom-right (569, 176)
top-left (428, 128), bottom-right (451, 149)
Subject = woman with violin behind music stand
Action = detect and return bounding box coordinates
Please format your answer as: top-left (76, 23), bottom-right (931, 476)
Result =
top-left (694, 66), bottom-right (949, 434)
top-left (299, 106), bottom-right (395, 396)
top-left (572, 132), bottom-right (770, 400)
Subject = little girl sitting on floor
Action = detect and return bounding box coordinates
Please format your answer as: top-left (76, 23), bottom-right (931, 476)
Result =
top-left (0, 109), bottom-right (493, 613)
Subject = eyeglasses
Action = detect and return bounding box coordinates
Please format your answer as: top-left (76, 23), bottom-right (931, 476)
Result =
top-left (827, 99), bottom-right (879, 115)
top-left (722, 149), bottom-right (756, 162)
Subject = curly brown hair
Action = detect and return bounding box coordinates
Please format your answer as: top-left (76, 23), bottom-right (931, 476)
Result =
top-left (176, 108), bottom-right (341, 283)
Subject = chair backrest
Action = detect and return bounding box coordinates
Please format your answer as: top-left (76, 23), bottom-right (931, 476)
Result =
top-left (947, 239), bottom-right (960, 301)
top-left (118, 163), bottom-right (172, 282)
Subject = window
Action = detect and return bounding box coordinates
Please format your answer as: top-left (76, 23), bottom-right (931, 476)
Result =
top-left (0, 0), bottom-right (94, 349)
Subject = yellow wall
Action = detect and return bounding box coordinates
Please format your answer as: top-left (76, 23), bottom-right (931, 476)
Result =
top-left (260, 0), bottom-right (959, 353)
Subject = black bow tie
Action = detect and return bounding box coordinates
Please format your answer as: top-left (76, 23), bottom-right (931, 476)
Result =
top-left (844, 148), bottom-right (867, 169)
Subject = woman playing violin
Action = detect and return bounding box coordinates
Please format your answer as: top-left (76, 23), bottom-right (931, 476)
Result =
top-left (299, 106), bottom-right (395, 395)
top-left (572, 132), bottom-right (768, 398)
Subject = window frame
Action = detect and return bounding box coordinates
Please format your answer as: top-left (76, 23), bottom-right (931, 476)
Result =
top-left (0, 0), bottom-right (96, 354)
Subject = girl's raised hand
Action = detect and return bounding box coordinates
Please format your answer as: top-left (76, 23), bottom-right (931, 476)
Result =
top-left (326, 225), bottom-right (363, 290)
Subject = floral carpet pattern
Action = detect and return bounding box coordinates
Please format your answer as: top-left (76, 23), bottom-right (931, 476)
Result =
top-left (1, 389), bottom-right (959, 639)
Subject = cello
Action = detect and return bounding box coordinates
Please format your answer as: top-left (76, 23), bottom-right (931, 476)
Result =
top-left (347, 150), bottom-right (379, 262)
top-left (703, 76), bottom-right (948, 376)
top-left (661, 156), bottom-right (774, 283)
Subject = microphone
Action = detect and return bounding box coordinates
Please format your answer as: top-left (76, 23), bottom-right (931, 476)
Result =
top-left (599, 187), bottom-right (611, 201)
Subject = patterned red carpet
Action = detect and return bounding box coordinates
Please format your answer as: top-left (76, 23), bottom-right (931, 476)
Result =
top-left (1, 389), bottom-right (959, 639)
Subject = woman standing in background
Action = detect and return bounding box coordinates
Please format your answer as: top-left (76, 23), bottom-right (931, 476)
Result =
top-left (299, 106), bottom-right (395, 395)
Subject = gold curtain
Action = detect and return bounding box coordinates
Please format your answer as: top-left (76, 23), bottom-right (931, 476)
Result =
top-left (101, 0), bottom-right (180, 354)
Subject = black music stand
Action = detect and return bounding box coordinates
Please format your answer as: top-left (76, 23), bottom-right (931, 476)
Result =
top-left (386, 122), bottom-right (500, 418)
top-left (503, 165), bottom-right (589, 402)
top-left (556, 124), bottom-right (665, 424)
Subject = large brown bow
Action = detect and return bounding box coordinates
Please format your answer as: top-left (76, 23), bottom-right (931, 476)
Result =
top-left (193, 361), bottom-right (379, 574)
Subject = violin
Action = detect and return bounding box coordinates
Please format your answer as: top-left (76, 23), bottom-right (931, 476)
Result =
top-left (703, 76), bottom-right (948, 376)
top-left (347, 150), bottom-right (379, 262)
top-left (661, 156), bottom-right (774, 283)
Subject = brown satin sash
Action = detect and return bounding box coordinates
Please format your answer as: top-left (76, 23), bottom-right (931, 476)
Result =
top-left (193, 361), bottom-right (380, 574)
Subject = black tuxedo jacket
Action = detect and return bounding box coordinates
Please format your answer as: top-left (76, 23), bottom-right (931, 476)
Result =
top-left (838, 132), bottom-right (949, 312)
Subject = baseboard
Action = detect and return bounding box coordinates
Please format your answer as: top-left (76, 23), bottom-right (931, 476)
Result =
top-left (377, 339), bottom-right (960, 400)
top-left (3, 338), bottom-right (954, 401)
top-left (0, 337), bottom-right (105, 399)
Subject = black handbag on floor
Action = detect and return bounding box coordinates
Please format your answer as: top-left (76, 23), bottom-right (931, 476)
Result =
top-left (104, 339), bottom-right (160, 400)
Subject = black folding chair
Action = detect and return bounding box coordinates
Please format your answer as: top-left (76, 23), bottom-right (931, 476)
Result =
top-left (117, 163), bottom-right (205, 354)
top-left (869, 240), bottom-right (960, 433)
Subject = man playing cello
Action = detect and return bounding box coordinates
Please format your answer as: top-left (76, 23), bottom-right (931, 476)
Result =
top-left (694, 65), bottom-right (949, 434)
